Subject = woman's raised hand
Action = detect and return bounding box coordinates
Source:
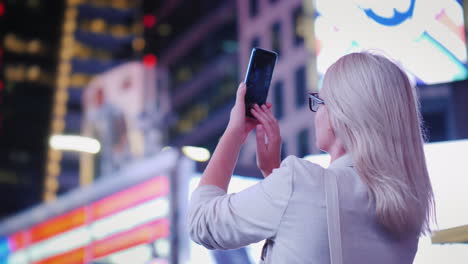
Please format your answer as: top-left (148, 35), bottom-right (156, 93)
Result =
top-left (227, 83), bottom-right (272, 144)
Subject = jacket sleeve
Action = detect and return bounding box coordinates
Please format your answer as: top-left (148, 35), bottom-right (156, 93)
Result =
top-left (187, 156), bottom-right (296, 250)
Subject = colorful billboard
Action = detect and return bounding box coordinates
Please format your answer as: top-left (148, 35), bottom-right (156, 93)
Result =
top-left (81, 62), bottom-right (160, 183)
top-left (313, 0), bottom-right (468, 85)
top-left (0, 176), bottom-right (170, 264)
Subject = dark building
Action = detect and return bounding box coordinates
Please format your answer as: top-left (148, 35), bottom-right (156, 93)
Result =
top-left (0, 0), bottom-right (144, 219)
top-left (0, 0), bottom-right (64, 219)
top-left (144, 1), bottom-right (248, 175)
top-left (48, 0), bottom-right (144, 198)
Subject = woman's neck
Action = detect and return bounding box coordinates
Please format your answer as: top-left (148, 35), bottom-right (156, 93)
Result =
top-left (328, 141), bottom-right (347, 163)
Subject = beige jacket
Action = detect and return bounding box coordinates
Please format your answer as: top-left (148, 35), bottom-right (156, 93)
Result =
top-left (188, 154), bottom-right (419, 263)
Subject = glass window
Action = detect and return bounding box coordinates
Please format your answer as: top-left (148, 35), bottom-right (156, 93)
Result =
top-left (273, 80), bottom-right (284, 119)
top-left (297, 129), bottom-right (309, 157)
top-left (293, 6), bottom-right (305, 46)
top-left (249, 0), bottom-right (258, 18)
top-left (272, 21), bottom-right (281, 56)
top-left (250, 36), bottom-right (260, 51)
top-left (295, 65), bottom-right (307, 107)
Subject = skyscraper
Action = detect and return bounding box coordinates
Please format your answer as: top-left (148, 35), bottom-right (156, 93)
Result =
top-left (0, 0), bottom-right (64, 218)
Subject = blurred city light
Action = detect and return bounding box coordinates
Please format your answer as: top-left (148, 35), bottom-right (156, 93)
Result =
top-left (182, 146), bottom-right (210, 162)
top-left (49, 135), bottom-right (101, 154)
top-left (143, 54), bottom-right (157, 68)
top-left (143, 14), bottom-right (156, 28)
top-left (154, 239), bottom-right (171, 258)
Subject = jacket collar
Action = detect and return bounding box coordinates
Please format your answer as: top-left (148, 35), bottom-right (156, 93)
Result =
top-left (329, 154), bottom-right (354, 168)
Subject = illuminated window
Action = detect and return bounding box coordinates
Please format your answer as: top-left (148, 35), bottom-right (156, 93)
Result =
top-left (293, 6), bottom-right (305, 46)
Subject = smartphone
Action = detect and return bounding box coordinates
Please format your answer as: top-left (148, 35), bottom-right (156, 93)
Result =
top-left (244, 48), bottom-right (278, 118)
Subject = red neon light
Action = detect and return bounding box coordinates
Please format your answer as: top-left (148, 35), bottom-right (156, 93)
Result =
top-left (29, 208), bottom-right (87, 244)
top-left (9, 231), bottom-right (27, 251)
top-left (143, 54), bottom-right (158, 68)
top-left (34, 247), bottom-right (85, 264)
top-left (143, 14), bottom-right (156, 28)
top-left (92, 176), bottom-right (169, 220)
top-left (8, 176), bottom-right (169, 255)
top-left (92, 218), bottom-right (169, 260)
top-left (0, 3), bottom-right (5, 17)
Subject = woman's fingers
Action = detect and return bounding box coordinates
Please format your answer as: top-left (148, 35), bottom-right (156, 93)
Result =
top-left (236, 83), bottom-right (246, 102)
top-left (256, 124), bottom-right (267, 152)
top-left (261, 105), bottom-right (280, 135)
top-left (251, 106), bottom-right (275, 138)
top-left (254, 104), bottom-right (281, 144)
top-left (260, 104), bottom-right (276, 124)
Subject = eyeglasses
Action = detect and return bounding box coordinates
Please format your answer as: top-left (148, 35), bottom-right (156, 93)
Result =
top-left (308, 93), bottom-right (325, 112)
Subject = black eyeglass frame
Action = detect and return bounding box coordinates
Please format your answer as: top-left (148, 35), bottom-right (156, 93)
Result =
top-left (308, 93), bottom-right (325, 112)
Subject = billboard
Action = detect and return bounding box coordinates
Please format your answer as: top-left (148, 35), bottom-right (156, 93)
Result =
top-left (313, 0), bottom-right (468, 85)
top-left (0, 150), bottom-right (192, 264)
top-left (81, 62), bottom-right (161, 183)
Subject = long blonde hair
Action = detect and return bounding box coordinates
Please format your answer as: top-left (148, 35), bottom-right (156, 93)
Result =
top-left (321, 52), bottom-right (435, 235)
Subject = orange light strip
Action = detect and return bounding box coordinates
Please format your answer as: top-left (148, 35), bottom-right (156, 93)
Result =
top-left (14, 176), bottom-right (168, 247)
top-left (8, 175), bottom-right (170, 259)
top-left (92, 176), bottom-right (169, 220)
top-left (34, 247), bottom-right (85, 264)
top-left (29, 207), bottom-right (87, 244)
top-left (92, 218), bottom-right (170, 260)
top-left (32, 218), bottom-right (170, 264)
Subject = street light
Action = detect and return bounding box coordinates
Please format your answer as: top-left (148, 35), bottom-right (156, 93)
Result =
top-left (181, 146), bottom-right (210, 162)
top-left (49, 135), bottom-right (101, 154)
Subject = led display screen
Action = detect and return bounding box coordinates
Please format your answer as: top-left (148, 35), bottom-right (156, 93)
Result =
top-left (314, 0), bottom-right (468, 85)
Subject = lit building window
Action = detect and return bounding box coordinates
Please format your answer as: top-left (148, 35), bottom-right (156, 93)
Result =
top-left (293, 6), bottom-right (305, 46)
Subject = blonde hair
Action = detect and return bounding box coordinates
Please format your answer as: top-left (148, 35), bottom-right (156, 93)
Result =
top-left (321, 52), bottom-right (435, 235)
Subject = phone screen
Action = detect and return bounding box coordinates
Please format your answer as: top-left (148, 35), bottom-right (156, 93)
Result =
top-left (244, 48), bottom-right (277, 118)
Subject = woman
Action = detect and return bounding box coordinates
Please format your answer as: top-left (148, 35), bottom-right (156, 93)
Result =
top-left (188, 52), bottom-right (435, 263)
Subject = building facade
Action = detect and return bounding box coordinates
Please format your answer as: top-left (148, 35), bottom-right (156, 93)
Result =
top-left (237, 0), bottom-right (320, 171)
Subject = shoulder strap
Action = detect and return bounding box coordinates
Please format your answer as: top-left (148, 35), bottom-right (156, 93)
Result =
top-left (324, 169), bottom-right (343, 264)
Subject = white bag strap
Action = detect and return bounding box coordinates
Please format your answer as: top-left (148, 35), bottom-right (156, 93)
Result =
top-left (324, 169), bottom-right (343, 264)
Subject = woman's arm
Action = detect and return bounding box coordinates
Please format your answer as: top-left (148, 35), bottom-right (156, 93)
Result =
top-left (198, 83), bottom-right (269, 191)
top-left (190, 84), bottom-right (289, 250)
top-left (198, 128), bottom-right (243, 191)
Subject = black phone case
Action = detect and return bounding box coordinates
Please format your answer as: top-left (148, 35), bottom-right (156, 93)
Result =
top-left (244, 48), bottom-right (278, 118)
